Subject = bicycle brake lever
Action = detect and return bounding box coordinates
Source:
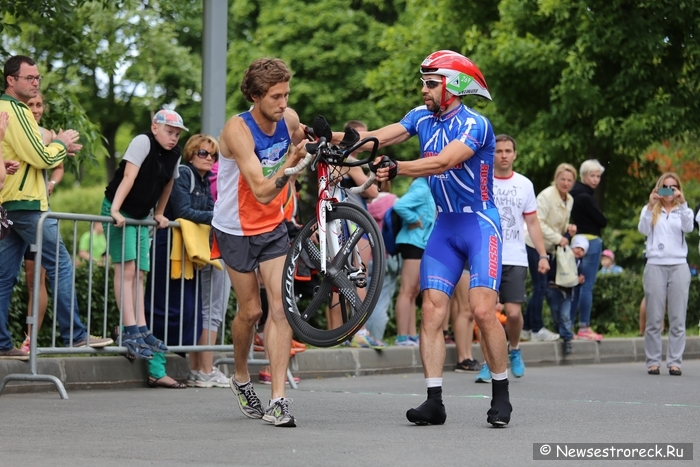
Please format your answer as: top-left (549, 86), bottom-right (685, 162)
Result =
top-left (305, 136), bottom-right (327, 155)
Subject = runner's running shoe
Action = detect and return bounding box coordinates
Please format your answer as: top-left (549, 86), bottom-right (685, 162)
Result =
top-left (263, 398), bottom-right (296, 427)
top-left (229, 378), bottom-right (264, 419)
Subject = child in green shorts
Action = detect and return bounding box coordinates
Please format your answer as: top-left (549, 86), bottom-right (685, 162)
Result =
top-left (102, 109), bottom-right (188, 359)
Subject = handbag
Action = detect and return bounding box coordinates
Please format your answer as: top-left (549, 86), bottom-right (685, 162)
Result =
top-left (555, 246), bottom-right (579, 288)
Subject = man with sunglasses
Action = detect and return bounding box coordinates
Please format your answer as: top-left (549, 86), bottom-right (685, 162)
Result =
top-left (213, 58), bottom-right (308, 427)
top-left (0, 55), bottom-right (112, 360)
top-left (368, 50), bottom-right (511, 427)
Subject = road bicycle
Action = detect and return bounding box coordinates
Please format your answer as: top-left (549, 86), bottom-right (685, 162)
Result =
top-left (281, 116), bottom-right (385, 347)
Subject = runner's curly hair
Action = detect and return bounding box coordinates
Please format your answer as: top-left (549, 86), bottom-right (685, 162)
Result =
top-left (240, 58), bottom-right (291, 102)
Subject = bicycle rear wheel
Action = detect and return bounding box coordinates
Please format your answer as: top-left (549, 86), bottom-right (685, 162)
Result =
top-left (282, 202), bottom-right (385, 347)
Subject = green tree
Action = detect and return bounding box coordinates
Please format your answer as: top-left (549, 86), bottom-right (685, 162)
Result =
top-left (464, 0), bottom-right (700, 225)
top-left (2, 0), bottom-right (203, 182)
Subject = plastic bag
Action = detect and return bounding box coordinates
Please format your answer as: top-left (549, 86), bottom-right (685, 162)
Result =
top-left (555, 246), bottom-right (579, 288)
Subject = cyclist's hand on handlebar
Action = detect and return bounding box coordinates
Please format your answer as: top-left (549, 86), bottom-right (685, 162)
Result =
top-left (289, 140), bottom-right (310, 165)
top-left (370, 155), bottom-right (399, 181)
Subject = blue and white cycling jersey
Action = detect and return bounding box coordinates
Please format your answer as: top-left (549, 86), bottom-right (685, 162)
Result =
top-left (399, 104), bottom-right (496, 214)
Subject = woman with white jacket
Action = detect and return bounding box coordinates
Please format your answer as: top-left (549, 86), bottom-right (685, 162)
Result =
top-left (638, 172), bottom-right (694, 376)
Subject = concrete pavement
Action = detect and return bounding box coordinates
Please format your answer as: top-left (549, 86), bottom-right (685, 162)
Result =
top-left (0, 359), bottom-right (698, 467)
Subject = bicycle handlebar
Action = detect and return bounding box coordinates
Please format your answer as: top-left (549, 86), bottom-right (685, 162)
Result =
top-left (283, 128), bottom-right (380, 180)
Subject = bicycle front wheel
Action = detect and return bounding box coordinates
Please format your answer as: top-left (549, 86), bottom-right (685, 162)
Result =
top-left (282, 202), bottom-right (386, 347)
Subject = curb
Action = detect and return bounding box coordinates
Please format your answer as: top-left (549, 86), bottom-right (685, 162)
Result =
top-left (1, 337), bottom-right (699, 395)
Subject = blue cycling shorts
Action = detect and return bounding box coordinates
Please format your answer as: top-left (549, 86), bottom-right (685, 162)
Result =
top-left (420, 208), bottom-right (502, 298)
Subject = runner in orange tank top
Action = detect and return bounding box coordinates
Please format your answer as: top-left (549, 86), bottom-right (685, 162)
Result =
top-left (212, 57), bottom-right (308, 427)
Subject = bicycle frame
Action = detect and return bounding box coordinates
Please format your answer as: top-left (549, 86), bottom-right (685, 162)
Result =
top-left (288, 130), bottom-right (379, 278)
top-left (315, 161), bottom-right (365, 282)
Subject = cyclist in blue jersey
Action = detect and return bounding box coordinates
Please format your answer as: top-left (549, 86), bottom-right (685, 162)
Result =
top-left (367, 50), bottom-right (512, 427)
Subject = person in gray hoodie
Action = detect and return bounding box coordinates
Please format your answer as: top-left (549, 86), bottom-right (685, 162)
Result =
top-left (638, 172), bottom-right (694, 376)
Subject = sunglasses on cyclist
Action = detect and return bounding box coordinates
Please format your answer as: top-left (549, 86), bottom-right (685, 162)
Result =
top-left (195, 149), bottom-right (217, 161)
top-left (420, 78), bottom-right (442, 90)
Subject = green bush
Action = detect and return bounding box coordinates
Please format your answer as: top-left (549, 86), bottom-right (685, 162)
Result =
top-left (9, 261), bottom-right (699, 347)
top-left (587, 272), bottom-right (699, 335)
top-left (49, 185), bottom-right (106, 249)
top-left (8, 263), bottom-right (119, 347)
top-left (9, 262), bottom-right (238, 348)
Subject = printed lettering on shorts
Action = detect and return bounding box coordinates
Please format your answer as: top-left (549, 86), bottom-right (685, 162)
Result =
top-left (488, 235), bottom-right (499, 279)
top-left (426, 274), bottom-right (456, 291)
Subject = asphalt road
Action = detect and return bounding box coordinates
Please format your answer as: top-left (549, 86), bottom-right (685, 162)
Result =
top-left (1, 360), bottom-right (698, 467)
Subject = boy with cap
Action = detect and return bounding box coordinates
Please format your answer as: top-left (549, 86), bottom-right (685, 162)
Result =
top-left (102, 109), bottom-right (187, 360)
top-left (547, 235), bottom-right (589, 354)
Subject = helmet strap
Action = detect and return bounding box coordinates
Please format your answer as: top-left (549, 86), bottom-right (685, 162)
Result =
top-left (437, 76), bottom-right (458, 115)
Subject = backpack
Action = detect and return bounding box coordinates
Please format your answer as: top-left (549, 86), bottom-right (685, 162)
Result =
top-left (381, 207), bottom-right (402, 256)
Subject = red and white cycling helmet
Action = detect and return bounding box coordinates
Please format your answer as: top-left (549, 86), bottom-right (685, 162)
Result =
top-left (420, 50), bottom-right (491, 112)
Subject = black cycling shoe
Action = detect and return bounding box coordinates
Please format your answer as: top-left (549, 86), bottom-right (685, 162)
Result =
top-left (487, 379), bottom-right (512, 427)
top-left (406, 398), bottom-right (447, 425)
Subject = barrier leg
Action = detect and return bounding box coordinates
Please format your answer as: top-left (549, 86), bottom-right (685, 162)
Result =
top-left (0, 373), bottom-right (69, 399)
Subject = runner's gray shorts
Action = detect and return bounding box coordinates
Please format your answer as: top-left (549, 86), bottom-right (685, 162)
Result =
top-left (213, 223), bottom-right (288, 273)
top-left (498, 265), bottom-right (528, 304)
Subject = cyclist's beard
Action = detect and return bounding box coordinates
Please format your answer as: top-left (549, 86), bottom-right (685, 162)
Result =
top-left (426, 100), bottom-right (441, 114)
top-left (424, 94), bottom-right (441, 114)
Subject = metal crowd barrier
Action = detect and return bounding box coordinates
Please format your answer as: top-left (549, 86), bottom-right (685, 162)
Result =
top-left (0, 211), bottom-right (297, 399)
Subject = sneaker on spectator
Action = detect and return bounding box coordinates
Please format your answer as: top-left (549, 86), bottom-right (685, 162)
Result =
top-left (196, 367), bottom-right (229, 388)
top-left (350, 333), bottom-right (386, 350)
top-left (229, 378), bottom-right (264, 419)
top-left (73, 335), bottom-right (114, 348)
top-left (291, 339), bottom-right (307, 353)
top-left (475, 362), bottom-right (492, 383)
top-left (0, 347), bottom-right (29, 361)
top-left (508, 348), bottom-right (525, 378)
top-left (187, 370), bottom-right (199, 387)
top-left (563, 341), bottom-right (573, 355)
top-left (531, 327), bottom-right (559, 342)
top-left (263, 397), bottom-right (296, 427)
top-left (410, 335), bottom-right (420, 345)
top-left (455, 358), bottom-right (482, 373)
top-left (253, 333), bottom-right (265, 352)
top-left (396, 339), bottom-right (419, 347)
top-left (520, 329), bottom-right (531, 341)
top-left (395, 335), bottom-right (418, 347)
top-left (443, 332), bottom-right (455, 345)
top-left (20, 334), bottom-right (31, 354)
top-left (258, 370), bottom-right (301, 385)
top-left (576, 328), bottom-right (603, 342)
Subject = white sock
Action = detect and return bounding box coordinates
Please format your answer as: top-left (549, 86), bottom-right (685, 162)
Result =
top-left (492, 370), bottom-right (508, 381)
top-left (269, 397), bottom-right (282, 406)
top-left (510, 344), bottom-right (519, 351)
top-left (426, 378), bottom-right (443, 388)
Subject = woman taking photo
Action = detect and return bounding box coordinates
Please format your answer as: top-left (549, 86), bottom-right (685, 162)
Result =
top-left (638, 172), bottom-right (693, 376)
top-left (569, 159), bottom-right (607, 341)
top-left (523, 163), bottom-right (577, 342)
